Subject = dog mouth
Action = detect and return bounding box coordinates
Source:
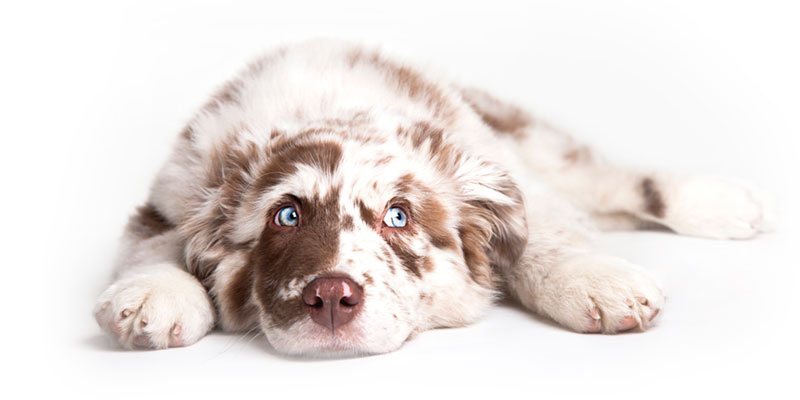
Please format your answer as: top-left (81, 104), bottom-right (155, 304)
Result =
top-left (261, 317), bottom-right (377, 356)
top-left (259, 300), bottom-right (414, 356)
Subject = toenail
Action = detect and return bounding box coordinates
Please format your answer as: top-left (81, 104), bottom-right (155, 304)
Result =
top-left (625, 298), bottom-right (634, 307)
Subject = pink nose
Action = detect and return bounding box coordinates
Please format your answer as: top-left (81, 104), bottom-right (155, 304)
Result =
top-left (302, 277), bottom-right (363, 331)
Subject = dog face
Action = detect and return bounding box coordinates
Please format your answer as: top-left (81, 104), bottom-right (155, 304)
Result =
top-left (180, 116), bottom-right (527, 355)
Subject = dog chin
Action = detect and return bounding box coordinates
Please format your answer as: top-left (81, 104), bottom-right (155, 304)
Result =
top-left (261, 318), bottom-right (408, 357)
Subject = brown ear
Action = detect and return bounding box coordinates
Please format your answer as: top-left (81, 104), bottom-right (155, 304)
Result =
top-left (456, 161), bottom-right (528, 289)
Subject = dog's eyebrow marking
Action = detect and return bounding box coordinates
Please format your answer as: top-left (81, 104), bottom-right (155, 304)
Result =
top-left (252, 141), bottom-right (343, 191)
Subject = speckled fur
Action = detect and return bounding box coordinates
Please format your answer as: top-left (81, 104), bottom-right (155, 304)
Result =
top-left (93, 40), bottom-right (775, 354)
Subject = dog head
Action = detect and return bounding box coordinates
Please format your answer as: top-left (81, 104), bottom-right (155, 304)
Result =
top-left (183, 117), bottom-right (527, 356)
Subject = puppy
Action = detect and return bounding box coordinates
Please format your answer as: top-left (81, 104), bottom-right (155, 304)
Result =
top-left (94, 40), bottom-right (774, 355)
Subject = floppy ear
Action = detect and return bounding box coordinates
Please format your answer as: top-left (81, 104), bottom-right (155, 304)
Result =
top-left (455, 159), bottom-right (528, 289)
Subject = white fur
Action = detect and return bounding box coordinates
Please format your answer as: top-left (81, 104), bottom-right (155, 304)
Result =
top-left (94, 264), bottom-right (215, 349)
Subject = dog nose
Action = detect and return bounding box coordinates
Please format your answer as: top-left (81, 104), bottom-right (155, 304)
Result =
top-left (302, 277), bottom-right (363, 331)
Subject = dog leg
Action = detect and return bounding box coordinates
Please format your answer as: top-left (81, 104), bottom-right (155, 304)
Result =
top-left (496, 189), bottom-right (665, 333)
top-left (462, 88), bottom-right (776, 239)
top-left (93, 204), bottom-right (215, 349)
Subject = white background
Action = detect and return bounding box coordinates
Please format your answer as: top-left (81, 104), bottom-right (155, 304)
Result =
top-left (2, 0), bottom-right (798, 398)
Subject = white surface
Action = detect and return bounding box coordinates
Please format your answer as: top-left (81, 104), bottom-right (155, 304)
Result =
top-left (2, 1), bottom-right (798, 398)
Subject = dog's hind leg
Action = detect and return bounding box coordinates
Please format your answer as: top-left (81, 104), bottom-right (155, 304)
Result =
top-left (461, 87), bottom-right (775, 239)
top-left (462, 87), bottom-right (775, 333)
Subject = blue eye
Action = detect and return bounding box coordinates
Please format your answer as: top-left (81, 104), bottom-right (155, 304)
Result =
top-left (275, 206), bottom-right (299, 227)
top-left (383, 207), bottom-right (408, 228)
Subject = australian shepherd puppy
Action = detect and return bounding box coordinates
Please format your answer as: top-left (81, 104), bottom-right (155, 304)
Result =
top-left (94, 40), bottom-right (773, 355)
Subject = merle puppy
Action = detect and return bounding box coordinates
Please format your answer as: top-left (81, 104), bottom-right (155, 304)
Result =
top-left (94, 40), bottom-right (774, 355)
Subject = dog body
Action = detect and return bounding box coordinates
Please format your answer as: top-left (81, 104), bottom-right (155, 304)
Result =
top-left (94, 40), bottom-right (773, 355)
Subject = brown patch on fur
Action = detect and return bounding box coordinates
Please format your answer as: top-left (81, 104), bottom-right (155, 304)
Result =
top-left (563, 149), bottom-right (580, 163)
top-left (457, 217), bottom-right (494, 288)
top-left (461, 88), bottom-right (531, 140)
top-left (347, 49), bottom-right (455, 120)
top-left (358, 200), bottom-right (376, 226)
top-left (395, 122), bottom-right (467, 181)
top-left (180, 126), bottom-right (194, 141)
top-left (417, 196), bottom-right (457, 250)
top-left (180, 136), bottom-right (264, 284)
top-left (641, 178), bottom-right (666, 218)
top-left (483, 184), bottom-right (529, 273)
top-left (220, 257), bottom-right (259, 329)
top-left (457, 179), bottom-right (528, 289)
top-left (419, 293), bottom-right (434, 305)
top-left (372, 155), bottom-right (394, 167)
top-left (422, 256), bottom-right (435, 273)
top-left (235, 137), bottom-right (343, 331)
top-left (432, 143), bottom-right (466, 176)
top-left (181, 133), bottom-right (344, 327)
top-left (340, 214), bottom-right (354, 230)
top-left (562, 145), bottom-right (593, 166)
top-left (253, 140), bottom-right (343, 191)
top-left (563, 148), bottom-right (581, 163)
top-left (395, 174), bottom-right (457, 250)
top-left (187, 241), bottom-right (254, 290)
top-left (251, 190), bottom-right (343, 330)
top-left (388, 240), bottom-right (424, 278)
top-left (397, 122), bottom-right (445, 163)
top-left (362, 272), bottom-right (374, 286)
top-left (381, 205), bottom-right (436, 278)
top-left (360, 173), bottom-right (457, 279)
top-left (203, 79), bottom-right (244, 114)
top-left (198, 133), bottom-right (340, 253)
top-left (128, 203), bottom-right (174, 239)
top-left (397, 122), bottom-right (445, 155)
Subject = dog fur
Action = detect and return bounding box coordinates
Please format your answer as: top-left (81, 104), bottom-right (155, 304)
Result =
top-left (93, 40), bottom-right (775, 355)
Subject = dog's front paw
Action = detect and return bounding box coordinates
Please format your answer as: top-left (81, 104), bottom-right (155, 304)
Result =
top-left (93, 264), bottom-right (215, 349)
top-left (535, 254), bottom-right (665, 334)
top-left (661, 176), bottom-right (776, 239)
